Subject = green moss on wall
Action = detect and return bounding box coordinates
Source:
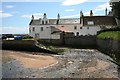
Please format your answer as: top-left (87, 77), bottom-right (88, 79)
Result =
top-left (97, 31), bottom-right (120, 40)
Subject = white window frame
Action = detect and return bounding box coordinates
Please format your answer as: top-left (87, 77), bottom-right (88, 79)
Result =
top-left (87, 21), bottom-right (94, 25)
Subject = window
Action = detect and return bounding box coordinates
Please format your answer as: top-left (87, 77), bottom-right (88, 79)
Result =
top-left (87, 27), bottom-right (89, 29)
top-left (74, 26), bottom-right (77, 30)
top-left (35, 33), bottom-right (39, 38)
top-left (80, 27), bottom-right (82, 29)
top-left (76, 32), bottom-right (79, 36)
top-left (41, 27), bottom-right (43, 31)
top-left (29, 28), bottom-right (31, 33)
top-left (87, 21), bottom-right (94, 25)
top-left (42, 21), bottom-right (44, 24)
top-left (32, 27), bottom-right (35, 32)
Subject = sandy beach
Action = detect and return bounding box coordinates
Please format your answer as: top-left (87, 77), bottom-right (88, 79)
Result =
top-left (2, 50), bottom-right (57, 69)
top-left (2, 49), bottom-right (119, 78)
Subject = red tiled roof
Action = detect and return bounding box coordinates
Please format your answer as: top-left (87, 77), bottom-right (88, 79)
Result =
top-left (54, 26), bottom-right (72, 32)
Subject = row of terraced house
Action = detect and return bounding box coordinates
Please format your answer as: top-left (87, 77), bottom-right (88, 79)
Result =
top-left (29, 9), bottom-right (117, 40)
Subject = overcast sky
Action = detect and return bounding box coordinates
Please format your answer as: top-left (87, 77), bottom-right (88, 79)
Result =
top-left (0, 0), bottom-right (112, 34)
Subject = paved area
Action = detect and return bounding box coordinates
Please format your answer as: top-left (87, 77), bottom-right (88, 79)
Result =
top-left (2, 49), bottom-right (120, 78)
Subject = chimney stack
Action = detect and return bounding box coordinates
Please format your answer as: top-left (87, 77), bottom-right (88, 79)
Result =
top-left (32, 15), bottom-right (34, 20)
top-left (105, 8), bottom-right (107, 16)
top-left (90, 10), bottom-right (93, 16)
top-left (57, 13), bottom-right (60, 20)
top-left (80, 11), bottom-right (84, 17)
top-left (43, 13), bottom-right (47, 19)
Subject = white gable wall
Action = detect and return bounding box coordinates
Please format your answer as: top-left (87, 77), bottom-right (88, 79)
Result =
top-left (29, 25), bottom-right (50, 38)
top-left (29, 25), bottom-right (61, 39)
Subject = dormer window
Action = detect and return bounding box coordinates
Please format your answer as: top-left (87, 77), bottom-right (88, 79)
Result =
top-left (87, 21), bottom-right (94, 25)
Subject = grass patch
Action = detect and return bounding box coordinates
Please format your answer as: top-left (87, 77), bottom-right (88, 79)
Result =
top-left (22, 38), bottom-right (35, 40)
top-left (97, 31), bottom-right (120, 40)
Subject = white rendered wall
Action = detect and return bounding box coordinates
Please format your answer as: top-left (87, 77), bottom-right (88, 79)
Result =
top-left (56, 25), bottom-right (101, 36)
top-left (29, 24), bottom-right (114, 39)
top-left (39, 27), bottom-right (51, 39)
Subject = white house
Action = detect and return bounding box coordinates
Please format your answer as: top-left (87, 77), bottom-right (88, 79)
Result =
top-left (29, 10), bottom-right (117, 39)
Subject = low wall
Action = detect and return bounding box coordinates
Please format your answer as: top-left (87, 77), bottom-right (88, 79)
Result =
top-left (38, 36), bottom-right (96, 48)
top-left (37, 39), bottom-right (63, 46)
top-left (2, 40), bottom-right (53, 53)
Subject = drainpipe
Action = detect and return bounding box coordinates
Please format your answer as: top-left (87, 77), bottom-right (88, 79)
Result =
top-left (50, 26), bottom-right (52, 44)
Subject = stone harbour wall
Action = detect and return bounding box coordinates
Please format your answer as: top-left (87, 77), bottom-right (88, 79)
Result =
top-left (97, 39), bottom-right (120, 55)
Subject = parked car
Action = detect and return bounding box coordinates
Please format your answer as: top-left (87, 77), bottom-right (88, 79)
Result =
top-left (2, 36), bottom-right (7, 40)
top-left (6, 38), bottom-right (14, 40)
top-left (14, 36), bottom-right (22, 40)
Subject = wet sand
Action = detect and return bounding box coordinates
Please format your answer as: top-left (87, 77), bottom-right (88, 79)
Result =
top-left (2, 50), bottom-right (57, 69)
